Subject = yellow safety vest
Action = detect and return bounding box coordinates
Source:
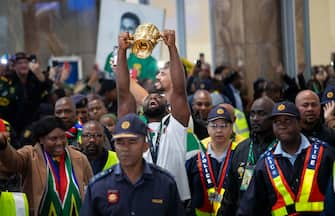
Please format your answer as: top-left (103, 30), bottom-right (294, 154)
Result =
top-left (233, 109), bottom-right (249, 140)
top-left (201, 134), bottom-right (244, 151)
top-left (102, 150), bottom-right (119, 171)
top-left (0, 192), bottom-right (29, 216)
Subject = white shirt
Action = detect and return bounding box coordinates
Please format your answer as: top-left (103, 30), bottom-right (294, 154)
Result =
top-left (143, 114), bottom-right (190, 201)
top-left (273, 134), bottom-right (310, 165)
top-left (207, 143), bottom-right (227, 162)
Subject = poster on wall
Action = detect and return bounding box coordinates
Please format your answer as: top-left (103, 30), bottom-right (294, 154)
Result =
top-left (49, 56), bottom-right (83, 85)
top-left (96, 0), bottom-right (165, 70)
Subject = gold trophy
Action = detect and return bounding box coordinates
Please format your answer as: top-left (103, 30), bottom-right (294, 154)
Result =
top-left (130, 23), bottom-right (162, 59)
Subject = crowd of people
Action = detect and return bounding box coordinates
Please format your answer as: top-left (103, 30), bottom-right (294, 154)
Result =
top-left (0, 28), bottom-right (335, 216)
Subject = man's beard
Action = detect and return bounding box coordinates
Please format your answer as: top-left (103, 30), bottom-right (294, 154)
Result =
top-left (143, 104), bottom-right (167, 119)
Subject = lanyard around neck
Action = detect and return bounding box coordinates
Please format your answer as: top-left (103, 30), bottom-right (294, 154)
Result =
top-left (247, 139), bottom-right (276, 165)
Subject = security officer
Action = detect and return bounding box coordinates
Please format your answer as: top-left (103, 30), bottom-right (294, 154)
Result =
top-left (0, 52), bottom-right (52, 136)
top-left (219, 96), bottom-right (275, 215)
top-left (237, 101), bottom-right (335, 215)
top-left (81, 120), bottom-right (118, 175)
top-left (186, 106), bottom-right (238, 216)
top-left (80, 113), bottom-right (185, 216)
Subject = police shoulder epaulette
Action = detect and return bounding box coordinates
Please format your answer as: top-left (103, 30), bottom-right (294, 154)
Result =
top-left (309, 136), bottom-right (328, 147)
top-left (89, 167), bottom-right (114, 184)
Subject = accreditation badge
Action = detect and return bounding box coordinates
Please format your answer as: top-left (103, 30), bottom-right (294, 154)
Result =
top-left (208, 191), bottom-right (223, 203)
top-left (240, 165), bottom-right (255, 191)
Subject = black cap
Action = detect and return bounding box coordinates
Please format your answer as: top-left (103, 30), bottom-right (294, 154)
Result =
top-left (270, 101), bottom-right (300, 119)
top-left (113, 113), bottom-right (147, 139)
top-left (13, 52), bottom-right (30, 62)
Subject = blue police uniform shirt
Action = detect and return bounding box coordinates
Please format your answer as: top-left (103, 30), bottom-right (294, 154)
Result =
top-left (80, 160), bottom-right (185, 216)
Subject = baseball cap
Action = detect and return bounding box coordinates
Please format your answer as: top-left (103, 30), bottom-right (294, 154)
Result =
top-left (13, 52), bottom-right (30, 62)
top-left (207, 105), bottom-right (232, 122)
top-left (113, 113), bottom-right (147, 139)
top-left (270, 101), bottom-right (300, 119)
top-left (321, 85), bottom-right (335, 105)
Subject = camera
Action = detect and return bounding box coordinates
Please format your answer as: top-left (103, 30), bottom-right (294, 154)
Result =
top-left (52, 61), bottom-right (59, 67)
top-left (29, 54), bottom-right (37, 63)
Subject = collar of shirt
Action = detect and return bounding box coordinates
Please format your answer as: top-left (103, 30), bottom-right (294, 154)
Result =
top-left (114, 159), bottom-right (153, 182)
top-left (273, 134), bottom-right (310, 165)
top-left (207, 143), bottom-right (228, 162)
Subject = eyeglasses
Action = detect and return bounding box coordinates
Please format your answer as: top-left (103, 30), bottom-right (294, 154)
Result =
top-left (82, 133), bottom-right (103, 139)
top-left (208, 122), bottom-right (231, 129)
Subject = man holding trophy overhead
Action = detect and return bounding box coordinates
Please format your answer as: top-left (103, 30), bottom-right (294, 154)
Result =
top-left (80, 25), bottom-right (191, 215)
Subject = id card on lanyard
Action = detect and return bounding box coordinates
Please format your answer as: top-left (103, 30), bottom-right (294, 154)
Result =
top-left (147, 116), bottom-right (170, 164)
top-left (240, 140), bottom-right (276, 191)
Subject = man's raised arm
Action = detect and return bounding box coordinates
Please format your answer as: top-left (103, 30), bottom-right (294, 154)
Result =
top-left (116, 32), bottom-right (137, 117)
top-left (162, 30), bottom-right (190, 126)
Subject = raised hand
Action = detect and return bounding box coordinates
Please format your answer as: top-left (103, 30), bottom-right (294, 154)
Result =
top-left (161, 30), bottom-right (176, 47)
top-left (323, 101), bottom-right (335, 121)
top-left (118, 32), bottom-right (132, 50)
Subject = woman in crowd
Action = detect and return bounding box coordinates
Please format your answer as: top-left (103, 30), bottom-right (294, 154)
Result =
top-left (0, 116), bottom-right (93, 216)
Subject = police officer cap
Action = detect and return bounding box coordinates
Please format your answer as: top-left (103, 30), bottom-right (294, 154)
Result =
top-left (71, 94), bottom-right (88, 108)
top-left (321, 85), bottom-right (335, 105)
top-left (207, 105), bottom-right (232, 122)
top-left (113, 113), bottom-right (147, 139)
top-left (270, 101), bottom-right (300, 119)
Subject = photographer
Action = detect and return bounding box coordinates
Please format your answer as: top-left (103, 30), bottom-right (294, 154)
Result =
top-left (0, 52), bottom-right (53, 137)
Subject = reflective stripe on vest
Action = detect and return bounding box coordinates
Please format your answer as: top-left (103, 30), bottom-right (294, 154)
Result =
top-left (233, 109), bottom-right (249, 140)
top-left (0, 192), bottom-right (29, 216)
top-left (265, 142), bottom-right (324, 215)
top-left (333, 161), bottom-right (335, 193)
top-left (196, 144), bottom-right (233, 215)
top-left (102, 151), bottom-right (119, 171)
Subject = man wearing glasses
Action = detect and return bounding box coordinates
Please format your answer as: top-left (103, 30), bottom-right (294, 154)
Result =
top-left (81, 121), bottom-right (118, 175)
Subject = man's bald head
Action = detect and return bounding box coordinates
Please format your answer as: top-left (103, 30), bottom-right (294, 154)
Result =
top-left (295, 90), bottom-right (320, 105)
top-left (250, 96), bottom-right (275, 133)
top-left (54, 97), bottom-right (76, 129)
top-left (295, 90), bottom-right (321, 127)
top-left (192, 89), bottom-right (212, 120)
top-left (252, 96), bottom-right (275, 111)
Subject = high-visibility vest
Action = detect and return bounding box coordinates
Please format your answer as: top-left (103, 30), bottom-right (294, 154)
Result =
top-left (102, 151), bottom-right (118, 171)
top-left (0, 192), bottom-right (29, 216)
top-left (195, 143), bottom-right (236, 216)
top-left (201, 134), bottom-right (243, 151)
top-left (265, 142), bottom-right (325, 216)
top-left (233, 109), bottom-right (249, 140)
